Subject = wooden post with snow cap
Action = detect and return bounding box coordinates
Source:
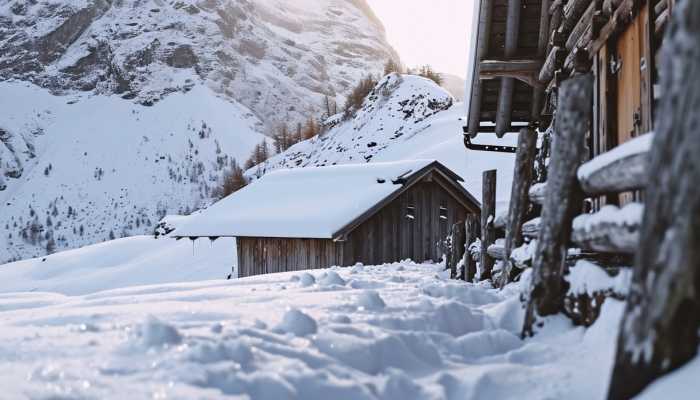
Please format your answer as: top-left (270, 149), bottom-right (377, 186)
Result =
top-left (522, 73), bottom-right (592, 336)
top-left (448, 222), bottom-right (466, 279)
top-left (498, 127), bottom-right (538, 287)
top-left (608, 2), bottom-right (700, 397)
top-left (464, 215), bottom-right (480, 282)
top-left (480, 170), bottom-right (497, 280)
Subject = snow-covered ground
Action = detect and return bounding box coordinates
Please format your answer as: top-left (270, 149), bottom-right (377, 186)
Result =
top-left (0, 237), bottom-right (695, 398)
top-left (0, 236), bottom-right (235, 295)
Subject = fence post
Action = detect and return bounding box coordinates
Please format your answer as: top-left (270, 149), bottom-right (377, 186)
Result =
top-left (464, 215), bottom-right (480, 281)
top-left (522, 73), bottom-right (592, 336)
top-left (498, 127), bottom-right (538, 287)
top-left (480, 170), bottom-right (497, 280)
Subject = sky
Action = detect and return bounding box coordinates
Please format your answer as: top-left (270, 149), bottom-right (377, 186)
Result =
top-left (367, 0), bottom-right (475, 79)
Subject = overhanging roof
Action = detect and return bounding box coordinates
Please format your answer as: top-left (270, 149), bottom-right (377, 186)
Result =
top-left (466, 0), bottom-right (550, 138)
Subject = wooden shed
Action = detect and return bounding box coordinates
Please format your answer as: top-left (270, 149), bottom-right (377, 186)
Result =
top-left (174, 160), bottom-right (481, 278)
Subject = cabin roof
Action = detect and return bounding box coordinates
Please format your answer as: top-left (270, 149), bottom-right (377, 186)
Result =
top-left (466, 0), bottom-right (549, 137)
top-left (173, 160), bottom-right (480, 240)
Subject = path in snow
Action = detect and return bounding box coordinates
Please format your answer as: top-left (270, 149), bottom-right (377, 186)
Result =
top-left (0, 262), bottom-right (630, 399)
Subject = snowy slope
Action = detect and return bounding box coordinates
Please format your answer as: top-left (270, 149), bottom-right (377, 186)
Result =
top-left (0, 0), bottom-right (398, 263)
top-left (1, 257), bottom-right (690, 399)
top-left (0, 236), bottom-right (235, 295)
top-left (0, 81), bottom-right (265, 263)
top-left (251, 74), bottom-right (518, 210)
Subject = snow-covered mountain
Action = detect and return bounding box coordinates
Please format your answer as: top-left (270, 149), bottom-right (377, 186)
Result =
top-left (0, 0), bottom-right (397, 263)
top-left (0, 0), bottom-right (397, 131)
top-left (250, 73), bottom-right (518, 207)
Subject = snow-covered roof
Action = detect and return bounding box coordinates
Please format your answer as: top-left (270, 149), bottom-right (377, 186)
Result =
top-left (174, 160), bottom-right (477, 239)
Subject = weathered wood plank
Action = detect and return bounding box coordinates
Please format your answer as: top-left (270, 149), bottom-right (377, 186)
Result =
top-left (609, 3), bottom-right (700, 394)
top-left (480, 170), bottom-right (497, 280)
top-left (571, 203), bottom-right (643, 254)
top-left (577, 132), bottom-right (652, 195)
top-left (523, 74), bottom-right (592, 336)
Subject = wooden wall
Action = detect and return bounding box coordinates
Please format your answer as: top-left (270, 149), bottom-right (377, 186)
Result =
top-left (344, 173), bottom-right (475, 266)
top-left (236, 172), bottom-right (479, 277)
top-left (237, 237), bottom-right (344, 278)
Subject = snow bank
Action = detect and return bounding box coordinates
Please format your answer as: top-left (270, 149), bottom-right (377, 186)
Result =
top-left (0, 236), bottom-right (235, 295)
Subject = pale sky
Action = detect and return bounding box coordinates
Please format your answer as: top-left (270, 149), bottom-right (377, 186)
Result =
top-left (367, 0), bottom-right (475, 78)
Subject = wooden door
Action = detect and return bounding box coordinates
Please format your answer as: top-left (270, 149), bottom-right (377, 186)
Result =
top-left (614, 5), bottom-right (652, 204)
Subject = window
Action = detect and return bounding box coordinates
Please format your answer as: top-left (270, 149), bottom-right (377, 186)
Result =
top-left (406, 205), bottom-right (415, 220)
top-left (439, 206), bottom-right (448, 221)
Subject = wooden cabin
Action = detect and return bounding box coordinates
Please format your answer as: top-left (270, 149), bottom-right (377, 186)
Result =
top-left (174, 160), bottom-right (481, 278)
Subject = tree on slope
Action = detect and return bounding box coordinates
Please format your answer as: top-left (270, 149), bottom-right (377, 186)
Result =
top-left (219, 160), bottom-right (247, 198)
top-left (607, 1), bottom-right (700, 398)
top-left (417, 65), bottom-right (443, 85)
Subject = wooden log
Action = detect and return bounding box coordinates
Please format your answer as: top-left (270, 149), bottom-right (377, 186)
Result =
top-left (561, 0), bottom-right (594, 35)
top-left (479, 60), bottom-right (544, 87)
top-left (566, 1), bottom-right (596, 51)
top-left (577, 132), bottom-right (652, 195)
top-left (480, 170), bottom-right (497, 280)
top-left (608, 2), bottom-right (700, 397)
top-left (571, 203), bottom-right (643, 254)
top-left (529, 182), bottom-right (547, 205)
top-left (487, 240), bottom-right (506, 260)
top-left (467, 0), bottom-right (493, 138)
top-left (522, 217), bottom-right (541, 239)
top-left (448, 221), bottom-right (466, 279)
top-left (495, 0), bottom-right (522, 137)
top-left (539, 46), bottom-right (566, 83)
top-left (499, 127), bottom-right (538, 287)
top-left (463, 215), bottom-right (480, 282)
top-left (523, 74), bottom-right (592, 337)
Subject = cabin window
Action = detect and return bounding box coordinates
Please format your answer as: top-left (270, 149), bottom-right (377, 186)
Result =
top-left (439, 206), bottom-right (448, 221)
top-left (406, 205), bottom-right (415, 220)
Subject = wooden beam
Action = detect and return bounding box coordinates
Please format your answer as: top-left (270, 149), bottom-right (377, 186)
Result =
top-left (523, 74), bottom-right (592, 336)
top-left (467, 0), bottom-right (493, 138)
top-left (495, 0), bottom-right (522, 137)
top-left (480, 170), bottom-right (497, 280)
top-left (479, 60), bottom-right (544, 87)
